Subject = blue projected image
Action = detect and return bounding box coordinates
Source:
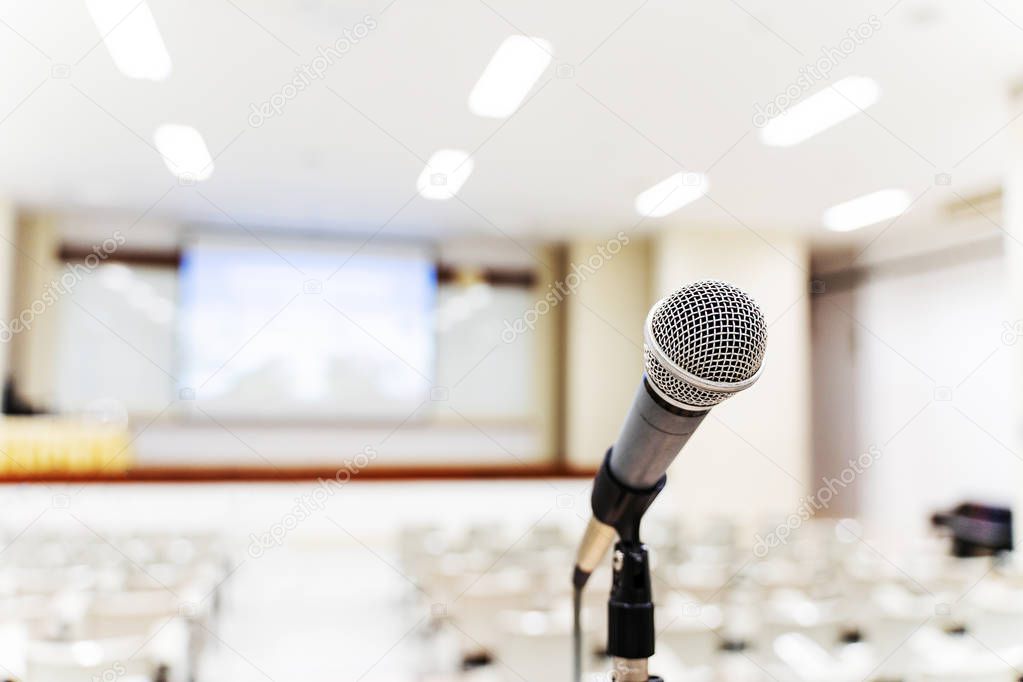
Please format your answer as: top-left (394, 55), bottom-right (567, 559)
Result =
top-left (178, 238), bottom-right (435, 419)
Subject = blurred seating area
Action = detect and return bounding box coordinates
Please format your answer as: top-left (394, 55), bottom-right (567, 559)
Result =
top-left (398, 518), bottom-right (1023, 682)
top-left (0, 529), bottom-right (225, 681)
top-left (0, 484), bottom-right (1021, 682)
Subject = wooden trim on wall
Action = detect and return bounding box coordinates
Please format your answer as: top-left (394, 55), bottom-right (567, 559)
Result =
top-left (58, 245), bottom-right (182, 267)
top-left (0, 462), bottom-right (597, 484)
top-left (813, 236), bottom-right (1003, 293)
top-left (436, 263), bottom-right (537, 287)
top-left (56, 247), bottom-right (540, 288)
top-left (551, 244), bottom-right (569, 469)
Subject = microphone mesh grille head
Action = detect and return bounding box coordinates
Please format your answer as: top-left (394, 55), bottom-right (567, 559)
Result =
top-left (644, 280), bottom-right (767, 409)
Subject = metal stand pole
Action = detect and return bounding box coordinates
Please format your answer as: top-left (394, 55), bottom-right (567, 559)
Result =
top-left (607, 542), bottom-right (661, 682)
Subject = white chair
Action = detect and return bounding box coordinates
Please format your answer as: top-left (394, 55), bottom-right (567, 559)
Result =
top-left (81, 589), bottom-right (183, 638)
top-left (491, 607), bottom-right (573, 682)
top-left (25, 635), bottom-right (154, 682)
top-left (903, 627), bottom-right (1022, 682)
top-left (657, 596), bottom-right (723, 669)
top-left (80, 591), bottom-right (194, 682)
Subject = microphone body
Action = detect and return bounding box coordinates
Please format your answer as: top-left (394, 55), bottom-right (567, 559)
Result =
top-left (572, 280), bottom-right (768, 587)
top-left (609, 379), bottom-right (708, 490)
top-left (573, 379), bottom-right (708, 584)
top-left (570, 281), bottom-right (767, 682)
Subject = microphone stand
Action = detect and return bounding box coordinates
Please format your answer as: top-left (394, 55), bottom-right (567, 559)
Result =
top-left (608, 542), bottom-right (657, 682)
top-left (582, 451), bottom-right (666, 682)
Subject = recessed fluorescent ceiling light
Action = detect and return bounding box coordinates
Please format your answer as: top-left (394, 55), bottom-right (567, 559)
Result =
top-left (417, 149), bottom-right (474, 200)
top-left (468, 35), bottom-right (553, 118)
top-left (154, 124), bottom-right (214, 182)
top-left (823, 189), bottom-right (911, 232)
top-left (635, 172), bottom-right (709, 218)
top-left (85, 0), bottom-right (172, 81)
top-left (760, 76), bottom-right (880, 147)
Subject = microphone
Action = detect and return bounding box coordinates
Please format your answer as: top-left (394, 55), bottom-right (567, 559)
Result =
top-left (572, 280), bottom-right (768, 587)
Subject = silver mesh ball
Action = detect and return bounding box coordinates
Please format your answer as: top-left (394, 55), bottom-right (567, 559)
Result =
top-left (644, 280), bottom-right (767, 409)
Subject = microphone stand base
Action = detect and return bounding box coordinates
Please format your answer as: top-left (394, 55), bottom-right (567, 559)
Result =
top-left (610, 657), bottom-right (655, 682)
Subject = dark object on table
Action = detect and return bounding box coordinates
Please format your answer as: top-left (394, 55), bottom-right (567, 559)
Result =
top-left (932, 502), bottom-right (1012, 557)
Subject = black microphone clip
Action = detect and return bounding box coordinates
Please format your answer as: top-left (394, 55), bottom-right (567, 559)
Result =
top-left (590, 448), bottom-right (666, 544)
top-left (575, 450), bottom-right (664, 680)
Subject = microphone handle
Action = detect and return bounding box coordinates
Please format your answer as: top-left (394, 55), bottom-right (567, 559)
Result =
top-left (573, 379), bottom-right (708, 587)
top-left (608, 377), bottom-right (709, 490)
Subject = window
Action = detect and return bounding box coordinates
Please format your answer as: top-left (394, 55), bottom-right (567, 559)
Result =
top-left (54, 261), bottom-right (178, 416)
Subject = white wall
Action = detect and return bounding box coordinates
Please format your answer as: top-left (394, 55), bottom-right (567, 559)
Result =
top-left (850, 242), bottom-right (1016, 548)
top-left (810, 283), bottom-right (859, 518)
top-left (1002, 105), bottom-right (1023, 551)
top-left (652, 227), bottom-right (812, 535)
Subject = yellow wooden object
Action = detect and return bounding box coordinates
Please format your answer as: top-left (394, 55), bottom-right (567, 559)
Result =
top-left (0, 417), bottom-right (134, 476)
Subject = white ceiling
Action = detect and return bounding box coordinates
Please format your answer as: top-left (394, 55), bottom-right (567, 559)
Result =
top-left (2, 0), bottom-right (1023, 244)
